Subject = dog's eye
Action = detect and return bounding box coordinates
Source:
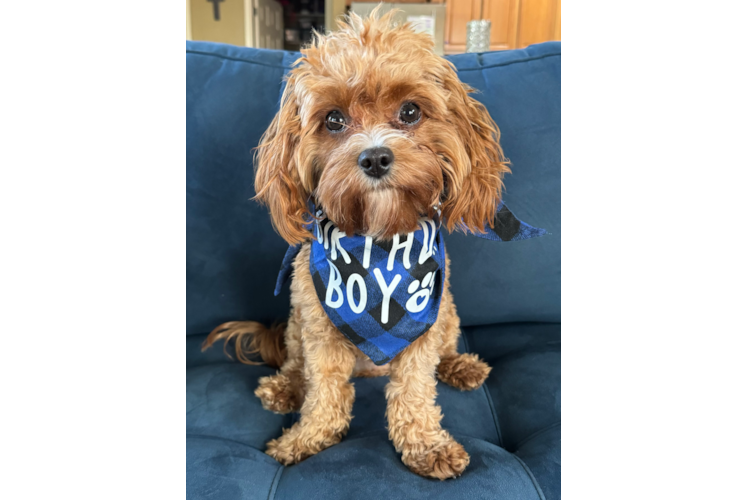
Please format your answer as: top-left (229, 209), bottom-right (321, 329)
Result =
top-left (325, 110), bottom-right (346, 132)
top-left (399, 102), bottom-right (421, 125)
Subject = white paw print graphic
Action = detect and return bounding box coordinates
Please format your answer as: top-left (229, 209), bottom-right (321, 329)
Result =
top-left (405, 271), bottom-right (437, 313)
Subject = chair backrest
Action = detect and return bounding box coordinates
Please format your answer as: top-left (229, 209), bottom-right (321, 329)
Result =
top-left (186, 41), bottom-right (560, 336)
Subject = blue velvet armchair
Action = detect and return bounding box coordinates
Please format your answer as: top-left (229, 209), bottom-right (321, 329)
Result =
top-left (187, 40), bottom-right (560, 499)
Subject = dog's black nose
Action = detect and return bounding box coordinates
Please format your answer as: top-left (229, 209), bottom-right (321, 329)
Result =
top-left (358, 147), bottom-right (393, 178)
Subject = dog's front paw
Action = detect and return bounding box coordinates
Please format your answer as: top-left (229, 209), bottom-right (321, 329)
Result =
top-left (437, 353), bottom-right (491, 391)
top-left (265, 432), bottom-right (310, 466)
top-left (265, 424), bottom-right (345, 466)
top-left (255, 374), bottom-right (303, 414)
top-left (401, 438), bottom-right (470, 480)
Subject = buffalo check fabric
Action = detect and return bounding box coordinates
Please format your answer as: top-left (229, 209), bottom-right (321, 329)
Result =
top-left (275, 203), bottom-right (546, 364)
top-left (474, 201), bottom-right (548, 242)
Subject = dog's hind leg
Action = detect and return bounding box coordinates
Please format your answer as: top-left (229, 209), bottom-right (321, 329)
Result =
top-left (435, 259), bottom-right (491, 391)
top-left (255, 307), bottom-right (306, 414)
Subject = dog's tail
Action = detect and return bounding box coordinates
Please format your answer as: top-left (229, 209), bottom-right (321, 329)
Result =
top-left (202, 321), bottom-right (287, 368)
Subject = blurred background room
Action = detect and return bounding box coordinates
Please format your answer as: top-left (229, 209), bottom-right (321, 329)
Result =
top-left (186, 0), bottom-right (560, 54)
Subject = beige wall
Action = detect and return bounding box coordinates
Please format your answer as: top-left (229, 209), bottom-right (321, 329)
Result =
top-left (189, 0), bottom-right (246, 46)
top-left (326, 0), bottom-right (347, 32)
top-left (186, 0), bottom-right (192, 40)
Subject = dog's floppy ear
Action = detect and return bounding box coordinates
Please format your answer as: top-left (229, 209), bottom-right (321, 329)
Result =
top-left (254, 76), bottom-right (312, 245)
top-left (438, 64), bottom-right (510, 234)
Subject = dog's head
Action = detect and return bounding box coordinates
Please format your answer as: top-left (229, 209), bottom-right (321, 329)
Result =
top-left (255, 10), bottom-right (510, 244)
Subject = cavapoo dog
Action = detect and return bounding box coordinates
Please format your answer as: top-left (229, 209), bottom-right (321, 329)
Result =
top-left (204, 10), bottom-right (512, 480)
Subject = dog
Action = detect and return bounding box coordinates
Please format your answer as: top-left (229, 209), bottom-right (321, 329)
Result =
top-left (203, 9), bottom-right (512, 480)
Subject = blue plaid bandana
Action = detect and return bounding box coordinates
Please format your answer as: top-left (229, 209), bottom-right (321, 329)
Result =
top-left (275, 202), bottom-right (546, 365)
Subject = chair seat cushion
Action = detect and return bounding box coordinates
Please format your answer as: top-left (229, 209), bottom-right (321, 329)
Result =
top-left (187, 322), bottom-right (559, 499)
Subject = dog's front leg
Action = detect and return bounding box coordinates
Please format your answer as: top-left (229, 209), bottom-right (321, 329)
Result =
top-left (264, 319), bottom-right (357, 465)
top-left (386, 329), bottom-right (470, 480)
